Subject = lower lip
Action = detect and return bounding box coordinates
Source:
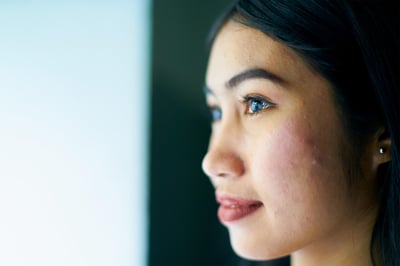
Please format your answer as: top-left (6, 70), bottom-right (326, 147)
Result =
top-left (218, 203), bottom-right (263, 222)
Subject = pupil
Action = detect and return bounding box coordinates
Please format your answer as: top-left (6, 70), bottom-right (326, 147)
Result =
top-left (251, 101), bottom-right (261, 112)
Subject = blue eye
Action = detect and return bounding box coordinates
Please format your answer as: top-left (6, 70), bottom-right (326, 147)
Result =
top-left (209, 106), bottom-right (222, 122)
top-left (243, 96), bottom-right (273, 115)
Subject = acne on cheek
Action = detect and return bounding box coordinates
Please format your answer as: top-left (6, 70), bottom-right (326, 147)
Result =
top-left (255, 121), bottom-right (325, 199)
top-left (272, 122), bottom-right (321, 169)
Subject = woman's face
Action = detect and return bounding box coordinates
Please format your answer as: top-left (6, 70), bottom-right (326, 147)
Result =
top-left (202, 21), bottom-right (377, 260)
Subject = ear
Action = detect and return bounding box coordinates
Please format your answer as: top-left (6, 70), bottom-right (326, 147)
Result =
top-left (372, 127), bottom-right (392, 167)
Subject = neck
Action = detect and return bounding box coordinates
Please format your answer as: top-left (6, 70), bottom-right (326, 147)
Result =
top-left (291, 206), bottom-right (377, 266)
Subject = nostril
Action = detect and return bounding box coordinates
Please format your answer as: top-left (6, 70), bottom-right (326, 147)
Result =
top-left (202, 150), bottom-right (245, 179)
top-left (217, 172), bottom-right (228, 178)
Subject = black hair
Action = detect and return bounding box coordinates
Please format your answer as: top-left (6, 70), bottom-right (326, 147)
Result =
top-left (208, 0), bottom-right (400, 265)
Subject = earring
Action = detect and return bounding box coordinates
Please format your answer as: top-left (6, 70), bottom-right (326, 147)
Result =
top-left (379, 147), bottom-right (385, 154)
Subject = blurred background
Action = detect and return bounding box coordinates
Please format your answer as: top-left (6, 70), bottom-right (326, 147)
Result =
top-left (0, 0), bottom-right (289, 265)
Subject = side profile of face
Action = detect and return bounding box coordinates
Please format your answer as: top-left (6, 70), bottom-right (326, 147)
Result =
top-left (202, 20), bottom-right (379, 263)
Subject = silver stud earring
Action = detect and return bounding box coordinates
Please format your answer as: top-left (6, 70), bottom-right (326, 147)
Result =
top-left (379, 147), bottom-right (385, 154)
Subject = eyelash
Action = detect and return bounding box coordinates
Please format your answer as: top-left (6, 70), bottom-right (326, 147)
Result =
top-left (241, 94), bottom-right (274, 116)
top-left (207, 95), bottom-right (274, 123)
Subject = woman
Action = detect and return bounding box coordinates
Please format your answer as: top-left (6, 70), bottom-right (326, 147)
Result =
top-left (201, 1), bottom-right (399, 266)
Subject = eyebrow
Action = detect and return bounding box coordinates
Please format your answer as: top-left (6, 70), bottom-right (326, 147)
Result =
top-left (204, 68), bottom-right (285, 94)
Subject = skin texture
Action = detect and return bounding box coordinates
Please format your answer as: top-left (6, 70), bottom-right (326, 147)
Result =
top-left (202, 21), bottom-right (388, 266)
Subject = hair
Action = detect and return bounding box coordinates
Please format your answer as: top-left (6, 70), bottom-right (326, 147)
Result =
top-left (208, 0), bottom-right (400, 265)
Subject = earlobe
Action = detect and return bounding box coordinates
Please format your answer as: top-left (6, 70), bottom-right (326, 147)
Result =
top-left (373, 128), bottom-right (392, 166)
top-left (376, 143), bottom-right (391, 165)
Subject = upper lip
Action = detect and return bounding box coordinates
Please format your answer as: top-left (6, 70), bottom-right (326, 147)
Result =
top-left (216, 192), bottom-right (263, 207)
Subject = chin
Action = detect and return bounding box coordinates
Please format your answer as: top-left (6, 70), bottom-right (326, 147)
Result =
top-left (233, 248), bottom-right (268, 261)
top-left (230, 237), bottom-right (273, 261)
top-left (229, 233), bottom-right (291, 261)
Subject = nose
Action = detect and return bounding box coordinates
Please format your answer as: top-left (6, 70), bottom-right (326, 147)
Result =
top-left (201, 127), bottom-right (245, 180)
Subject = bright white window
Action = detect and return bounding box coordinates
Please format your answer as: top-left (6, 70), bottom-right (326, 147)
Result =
top-left (0, 1), bottom-right (150, 266)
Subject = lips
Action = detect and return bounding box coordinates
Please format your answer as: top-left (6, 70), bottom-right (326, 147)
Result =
top-left (216, 193), bottom-right (263, 222)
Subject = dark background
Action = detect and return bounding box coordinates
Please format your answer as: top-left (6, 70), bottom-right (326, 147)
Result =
top-left (149, 1), bottom-right (290, 265)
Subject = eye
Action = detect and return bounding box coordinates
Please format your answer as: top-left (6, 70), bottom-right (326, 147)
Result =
top-left (242, 95), bottom-right (274, 115)
top-left (208, 106), bottom-right (222, 122)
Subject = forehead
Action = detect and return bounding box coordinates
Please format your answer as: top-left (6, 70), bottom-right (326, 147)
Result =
top-left (206, 21), bottom-right (312, 90)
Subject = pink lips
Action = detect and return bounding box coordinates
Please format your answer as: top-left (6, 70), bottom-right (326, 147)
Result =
top-left (216, 193), bottom-right (263, 222)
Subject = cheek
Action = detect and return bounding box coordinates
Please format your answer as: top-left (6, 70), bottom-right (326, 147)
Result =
top-left (249, 119), bottom-right (345, 212)
top-left (254, 121), bottom-right (318, 179)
